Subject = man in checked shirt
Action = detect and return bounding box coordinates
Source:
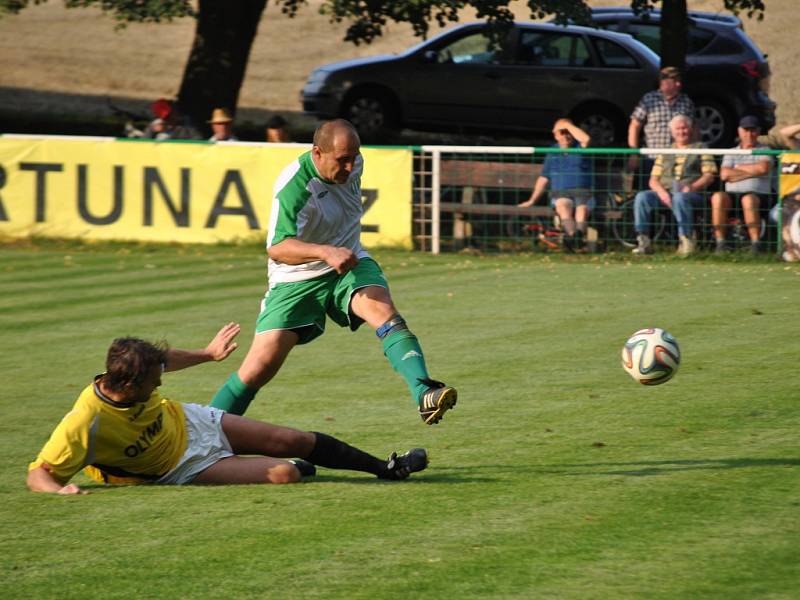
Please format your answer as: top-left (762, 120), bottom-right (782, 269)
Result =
top-left (627, 67), bottom-right (696, 188)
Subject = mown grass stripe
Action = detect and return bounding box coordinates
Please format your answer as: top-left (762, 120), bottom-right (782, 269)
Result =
top-left (2, 241), bottom-right (799, 600)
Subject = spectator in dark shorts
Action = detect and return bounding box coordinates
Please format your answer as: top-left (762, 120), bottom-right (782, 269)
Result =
top-left (710, 115), bottom-right (772, 254)
top-left (518, 118), bottom-right (593, 251)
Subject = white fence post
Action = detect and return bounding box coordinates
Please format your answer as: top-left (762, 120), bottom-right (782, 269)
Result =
top-left (431, 148), bottom-right (441, 255)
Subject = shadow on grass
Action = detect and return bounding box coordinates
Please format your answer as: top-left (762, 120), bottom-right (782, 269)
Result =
top-left (71, 458), bottom-right (796, 491)
top-left (72, 471), bottom-right (484, 492)
top-left (547, 457), bottom-right (800, 477)
top-left (308, 472), bottom-right (495, 484)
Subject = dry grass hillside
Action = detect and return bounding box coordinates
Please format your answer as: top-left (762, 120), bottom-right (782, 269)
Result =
top-left (0, 0), bottom-right (796, 140)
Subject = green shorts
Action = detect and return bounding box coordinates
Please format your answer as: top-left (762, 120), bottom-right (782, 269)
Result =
top-left (256, 257), bottom-right (388, 344)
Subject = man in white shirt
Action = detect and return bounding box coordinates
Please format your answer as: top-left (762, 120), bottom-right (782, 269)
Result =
top-left (710, 115), bottom-right (772, 254)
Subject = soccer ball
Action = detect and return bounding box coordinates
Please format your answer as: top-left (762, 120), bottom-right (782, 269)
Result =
top-left (621, 327), bottom-right (680, 385)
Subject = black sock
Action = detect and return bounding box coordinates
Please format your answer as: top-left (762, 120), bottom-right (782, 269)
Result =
top-left (306, 432), bottom-right (387, 476)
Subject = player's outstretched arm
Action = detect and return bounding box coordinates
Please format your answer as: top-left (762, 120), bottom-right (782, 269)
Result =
top-left (164, 322), bottom-right (240, 372)
top-left (27, 465), bottom-right (85, 495)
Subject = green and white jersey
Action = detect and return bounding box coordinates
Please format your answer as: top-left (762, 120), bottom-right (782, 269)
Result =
top-left (267, 151), bottom-right (370, 284)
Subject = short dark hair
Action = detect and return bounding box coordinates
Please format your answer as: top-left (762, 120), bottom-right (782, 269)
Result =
top-left (266, 115), bottom-right (288, 129)
top-left (103, 337), bottom-right (167, 393)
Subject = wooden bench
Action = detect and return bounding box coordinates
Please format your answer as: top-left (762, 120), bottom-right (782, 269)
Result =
top-left (438, 159), bottom-right (627, 249)
top-left (439, 160), bottom-right (551, 246)
top-left (440, 160), bottom-right (544, 190)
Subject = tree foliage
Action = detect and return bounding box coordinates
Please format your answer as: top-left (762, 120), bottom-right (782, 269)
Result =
top-left (0, 0), bottom-right (194, 25)
top-left (1, 0), bottom-right (768, 130)
top-left (276, 0), bottom-right (593, 45)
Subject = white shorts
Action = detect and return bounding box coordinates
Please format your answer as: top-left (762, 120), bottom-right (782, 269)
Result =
top-left (158, 404), bottom-right (234, 485)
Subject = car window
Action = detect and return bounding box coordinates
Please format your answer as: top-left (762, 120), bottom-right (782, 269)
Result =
top-left (605, 21), bottom-right (716, 57)
top-left (436, 32), bottom-right (497, 64)
top-left (516, 31), bottom-right (591, 67)
top-left (593, 38), bottom-right (639, 68)
top-left (704, 33), bottom-right (743, 56)
top-left (688, 27), bottom-right (715, 54)
top-left (625, 23), bottom-right (661, 54)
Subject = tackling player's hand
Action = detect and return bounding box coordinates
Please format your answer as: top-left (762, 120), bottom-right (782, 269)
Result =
top-left (206, 322), bottom-right (240, 362)
top-left (58, 484), bottom-right (87, 495)
top-left (323, 246), bottom-right (359, 274)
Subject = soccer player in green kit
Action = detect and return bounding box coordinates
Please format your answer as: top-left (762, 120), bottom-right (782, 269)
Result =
top-left (211, 119), bottom-right (457, 424)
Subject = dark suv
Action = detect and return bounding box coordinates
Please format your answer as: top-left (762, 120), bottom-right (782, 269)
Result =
top-left (583, 7), bottom-right (775, 145)
top-left (302, 22), bottom-right (661, 145)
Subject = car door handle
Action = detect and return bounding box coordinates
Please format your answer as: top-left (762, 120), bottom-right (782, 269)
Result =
top-left (570, 75), bottom-right (589, 82)
top-left (484, 71), bottom-right (500, 80)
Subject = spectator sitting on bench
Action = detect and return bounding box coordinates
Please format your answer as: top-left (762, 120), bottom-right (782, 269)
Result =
top-left (518, 118), bottom-right (592, 252)
top-left (632, 114), bottom-right (717, 257)
top-left (710, 115), bottom-right (772, 255)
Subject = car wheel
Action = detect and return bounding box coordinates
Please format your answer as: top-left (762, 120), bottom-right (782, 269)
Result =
top-left (342, 92), bottom-right (397, 141)
top-left (573, 108), bottom-right (623, 146)
top-left (694, 101), bottom-right (733, 147)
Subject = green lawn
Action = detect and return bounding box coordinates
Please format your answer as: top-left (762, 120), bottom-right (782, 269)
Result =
top-left (1, 241), bottom-right (799, 599)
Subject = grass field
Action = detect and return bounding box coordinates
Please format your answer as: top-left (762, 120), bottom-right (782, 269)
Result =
top-left (1, 241), bottom-right (799, 599)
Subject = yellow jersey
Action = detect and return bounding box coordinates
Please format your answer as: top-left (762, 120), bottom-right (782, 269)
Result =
top-left (28, 376), bottom-right (188, 485)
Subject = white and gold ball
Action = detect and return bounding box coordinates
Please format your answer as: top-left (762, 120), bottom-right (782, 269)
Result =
top-left (621, 327), bottom-right (680, 385)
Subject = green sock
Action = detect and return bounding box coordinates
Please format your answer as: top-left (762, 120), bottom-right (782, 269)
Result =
top-left (381, 330), bottom-right (429, 405)
top-left (209, 372), bottom-right (257, 415)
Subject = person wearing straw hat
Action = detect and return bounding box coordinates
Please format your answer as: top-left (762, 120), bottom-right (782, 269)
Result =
top-left (208, 107), bottom-right (238, 142)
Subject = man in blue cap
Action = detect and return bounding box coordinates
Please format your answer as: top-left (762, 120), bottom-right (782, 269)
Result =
top-left (710, 115), bottom-right (772, 254)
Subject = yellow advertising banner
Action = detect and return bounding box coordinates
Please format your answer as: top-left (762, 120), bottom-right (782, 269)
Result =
top-left (0, 137), bottom-right (413, 247)
top-left (779, 152), bottom-right (800, 198)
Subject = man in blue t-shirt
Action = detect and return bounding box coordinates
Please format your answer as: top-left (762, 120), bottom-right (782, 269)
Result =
top-left (519, 118), bottom-right (593, 251)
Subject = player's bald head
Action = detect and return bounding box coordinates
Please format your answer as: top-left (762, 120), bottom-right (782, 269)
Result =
top-left (311, 119), bottom-right (361, 183)
top-left (313, 119), bottom-right (360, 152)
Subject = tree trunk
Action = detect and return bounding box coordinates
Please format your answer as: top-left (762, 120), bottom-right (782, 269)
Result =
top-left (176, 0), bottom-right (268, 132)
top-left (659, 0), bottom-right (688, 72)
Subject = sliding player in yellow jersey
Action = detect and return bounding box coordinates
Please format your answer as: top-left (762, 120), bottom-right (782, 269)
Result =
top-left (27, 323), bottom-right (427, 494)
